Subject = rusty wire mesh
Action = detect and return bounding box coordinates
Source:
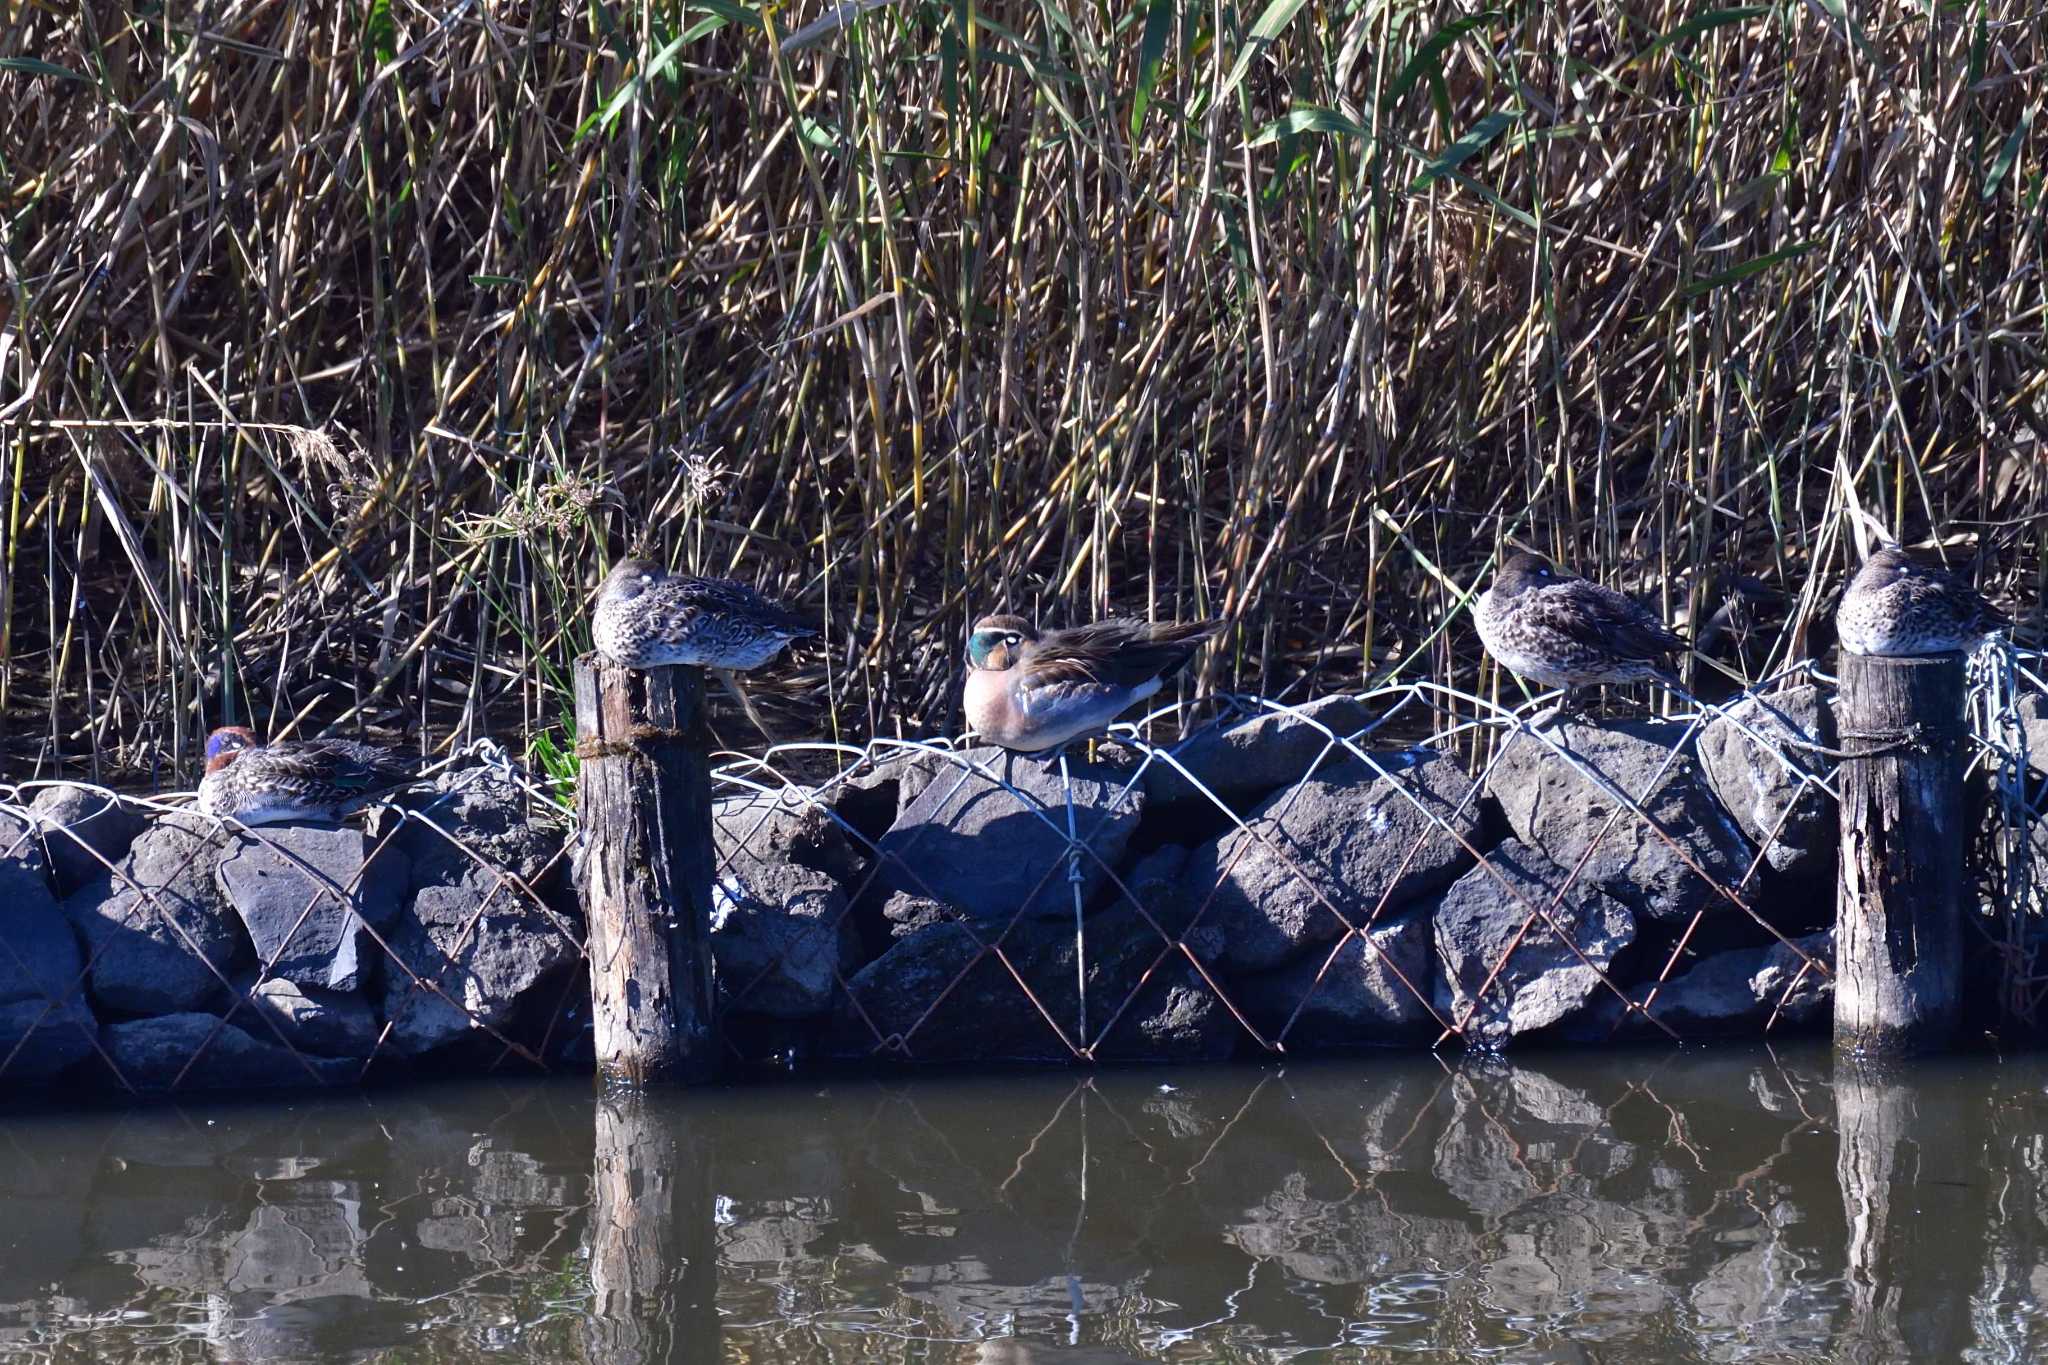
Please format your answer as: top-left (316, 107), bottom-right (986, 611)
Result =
top-left (0, 744), bottom-right (585, 1096)
top-left (706, 663), bottom-right (1883, 1066)
top-left (1971, 645), bottom-right (2048, 1026)
top-left (3, 651), bottom-right (2042, 1096)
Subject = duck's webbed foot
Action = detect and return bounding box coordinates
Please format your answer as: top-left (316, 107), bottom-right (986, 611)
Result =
top-left (1526, 690), bottom-right (1577, 732)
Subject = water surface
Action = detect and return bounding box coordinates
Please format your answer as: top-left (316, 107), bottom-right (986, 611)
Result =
top-left (1, 1046), bottom-right (2042, 1362)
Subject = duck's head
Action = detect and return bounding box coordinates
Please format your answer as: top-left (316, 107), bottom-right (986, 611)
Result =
top-left (598, 557), bottom-right (666, 603)
top-left (1858, 546), bottom-right (1917, 580)
top-left (1491, 551), bottom-right (1560, 598)
top-left (204, 726), bottom-right (260, 774)
top-left (967, 615), bottom-right (1036, 672)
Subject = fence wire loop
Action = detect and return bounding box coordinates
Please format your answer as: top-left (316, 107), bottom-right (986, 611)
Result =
top-left (574, 724), bottom-right (693, 760)
top-left (1833, 722), bottom-right (1945, 759)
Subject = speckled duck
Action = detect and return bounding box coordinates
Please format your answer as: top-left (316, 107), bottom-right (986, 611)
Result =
top-left (198, 728), bottom-right (418, 825)
top-left (1836, 547), bottom-right (2008, 657)
top-left (591, 558), bottom-right (815, 670)
top-left (1474, 551), bottom-right (1686, 700)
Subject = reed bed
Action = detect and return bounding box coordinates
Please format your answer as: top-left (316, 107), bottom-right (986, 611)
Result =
top-left (2, 0), bottom-right (2042, 783)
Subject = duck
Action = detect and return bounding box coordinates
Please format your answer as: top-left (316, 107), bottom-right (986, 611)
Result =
top-left (1473, 552), bottom-right (1686, 710)
top-left (1836, 546), bottom-right (2008, 657)
top-left (197, 727), bottom-right (418, 825)
top-left (591, 558), bottom-right (815, 670)
top-left (963, 614), bottom-right (1220, 753)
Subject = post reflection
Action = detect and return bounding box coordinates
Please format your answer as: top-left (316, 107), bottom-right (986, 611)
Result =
top-left (0, 1048), bottom-right (2043, 1361)
top-left (583, 1092), bottom-right (717, 1364)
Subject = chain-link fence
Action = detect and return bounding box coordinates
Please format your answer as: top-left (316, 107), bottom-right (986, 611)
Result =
top-left (1, 748), bottom-right (585, 1096)
top-left (709, 649), bottom-right (2044, 1066)
top-left (707, 665), bottom-right (1844, 1066)
top-left (3, 650), bottom-right (2041, 1096)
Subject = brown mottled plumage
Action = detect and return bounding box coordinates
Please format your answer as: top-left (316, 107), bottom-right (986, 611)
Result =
top-left (963, 614), bottom-right (1219, 752)
top-left (592, 558), bottom-right (815, 670)
top-left (1474, 552), bottom-right (1686, 692)
top-left (198, 727), bottom-right (417, 825)
top-left (1836, 547), bottom-right (2008, 656)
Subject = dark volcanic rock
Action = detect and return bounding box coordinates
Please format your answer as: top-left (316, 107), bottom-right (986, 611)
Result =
top-left (217, 825), bottom-right (410, 992)
top-left (1433, 839), bottom-right (1636, 1049)
top-left (379, 872), bottom-right (582, 1057)
top-left (873, 746), bottom-right (1145, 925)
top-left (1113, 843), bottom-right (1191, 926)
top-left (833, 745), bottom-right (971, 825)
top-left (1581, 931), bottom-right (1834, 1040)
top-left (1179, 753), bottom-right (1480, 975)
top-left (0, 996), bottom-right (97, 1080)
top-left (102, 1013), bottom-right (354, 1091)
top-left (1699, 687), bottom-right (1837, 880)
top-left (1236, 912), bottom-right (1438, 1048)
top-left (1075, 907), bottom-right (1238, 1062)
top-left (839, 908), bottom-right (1236, 1063)
top-left (378, 769), bottom-right (578, 1056)
top-left (396, 769), bottom-right (568, 890)
top-left (1143, 696), bottom-right (1377, 813)
top-left (0, 807), bottom-right (47, 880)
top-left (881, 890), bottom-right (961, 939)
top-left (0, 861), bottom-right (84, 1006)
top-left (66, 814), bottom-right (250, 1016)
top-left (837, 923), bottom-right (1009, 1059)
top-left (1484, 722), bottom-right (1754, 925)
top-left (236, 976), bottom-right (381, 1059)
top-left (715, 788), bottom-right (865, 888)
top-left (713, 862), bottom-right (854, 1018)
top-left (28, 785), bottom-right (148, 895)
top-left (816, 757), bottom-right (912, 846)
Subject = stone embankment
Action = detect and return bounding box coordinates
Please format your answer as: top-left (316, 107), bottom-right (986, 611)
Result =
top-left (719, 690), bottom-right (1848, 1062)
top-left (2, 772), bottom-right (582, 1090)
top-left (4, 688), bottom-right (2041, 1091)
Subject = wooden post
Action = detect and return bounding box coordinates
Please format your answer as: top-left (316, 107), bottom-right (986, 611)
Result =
top-left (1834, 651), bottom-right (1967, 1058)
top-left (574, 657), bottom-right (718, 1084)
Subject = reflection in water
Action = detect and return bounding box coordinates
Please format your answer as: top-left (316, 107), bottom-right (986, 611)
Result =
top-left (0, 1047), bottom-right (2045, 1361)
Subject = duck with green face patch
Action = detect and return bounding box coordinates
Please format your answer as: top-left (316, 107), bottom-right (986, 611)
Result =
top-left (198, 727), bottom-right (418, 825)
top-left (963, 613), bottom-right (1221, 753)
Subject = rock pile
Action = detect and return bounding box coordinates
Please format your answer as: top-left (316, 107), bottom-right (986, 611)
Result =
top-left (1, 772), bottom-right (579, 1092)
top-left (713, 688), bottom-right (1849, 1061)
top-left (0, 681), bottom-right (1933, 1091)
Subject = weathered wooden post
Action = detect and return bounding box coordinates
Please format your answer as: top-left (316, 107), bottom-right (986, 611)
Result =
top-left (1834, 651), bottom-right (1967, 1057)
top-left (574, 657), bottom-right (718, 1083)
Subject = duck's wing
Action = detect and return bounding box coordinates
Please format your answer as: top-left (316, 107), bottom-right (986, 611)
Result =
top-left (675, 576), bottom-right (817, 637)
top-left (272, 739), bottom-right (419, 793)
top-left (1527, 581), bottom-right (1687, 664)
top-left (1908, 566), bottom-right (2010, 630)
top-left (1023, 619), bottom-right (1220, 690)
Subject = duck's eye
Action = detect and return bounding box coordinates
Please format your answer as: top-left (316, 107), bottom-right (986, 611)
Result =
top-left (1005, 633), bottom-right (1021, 647)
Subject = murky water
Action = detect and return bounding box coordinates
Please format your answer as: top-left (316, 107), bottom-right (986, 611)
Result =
top-left (0, 1046), bottom-right (2043, 1362)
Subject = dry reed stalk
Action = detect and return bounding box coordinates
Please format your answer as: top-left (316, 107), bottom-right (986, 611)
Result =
top-left (0, 0), bottom-right (2041, 782)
